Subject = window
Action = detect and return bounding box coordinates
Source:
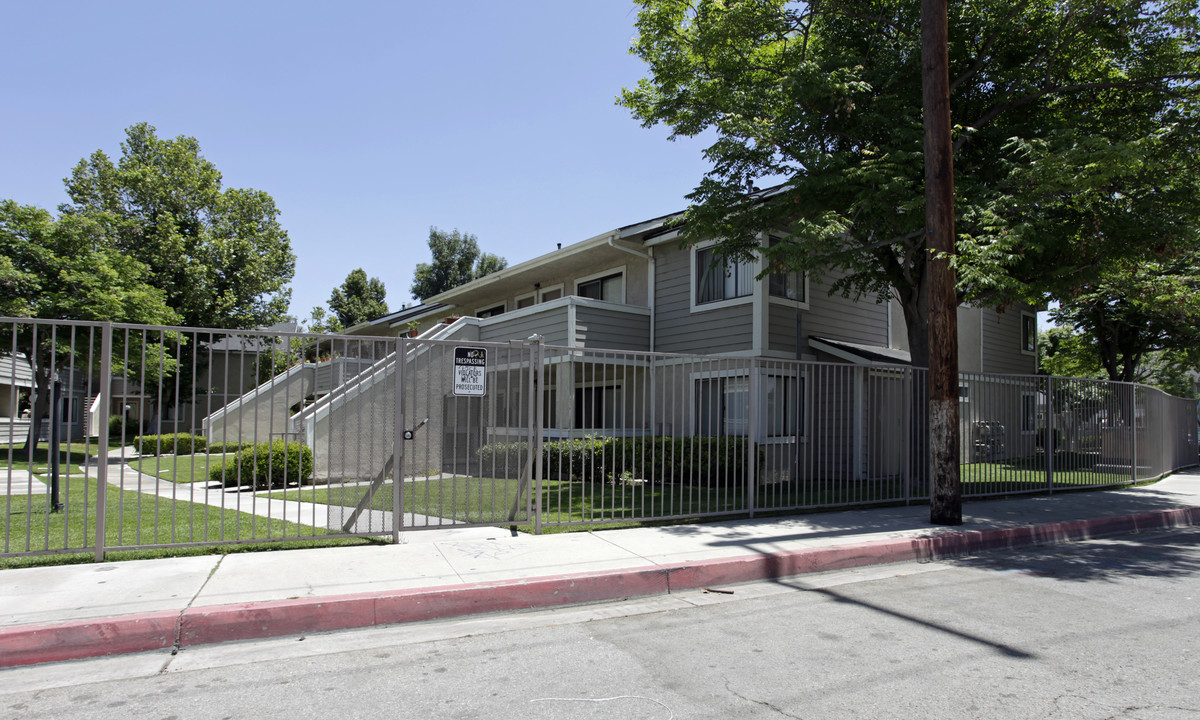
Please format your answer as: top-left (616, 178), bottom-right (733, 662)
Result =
top-left (1021, 392), bottom-right (1037, 434)
top-left (539, 286), bottom-right (563, 303)
top-left (515, 293), bottom-right (536, 310)
top-left (476, 304), bottom-right (505, 319)
top-left (574, 385), bottom-right (620, 429)
top-left (576, 273), bottom-right (623, 302)
top-left (695, 373), bottom-right (801, 438)
top-left (767, 236), bottom-right (806, 302)
top-left (696, 376), bottom-right (749, 436)
top-left (1021, 313), bottom-right (1036, 354)
top-left (696, 246), bottom-right (753, 305)
top-left (763, 374), bottom-right (801, 437)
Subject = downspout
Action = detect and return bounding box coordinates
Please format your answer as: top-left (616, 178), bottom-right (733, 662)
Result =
top-left (606, 235), bottom-right (655, 352)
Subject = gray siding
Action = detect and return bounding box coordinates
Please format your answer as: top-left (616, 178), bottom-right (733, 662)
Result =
top-left (654, 244), bottom-right (753, 354)
top-left (797, 273), bottom-right (889, 350)
top-left (981, 307), bottom-right (1037, 374)
top-left (574, 305), bottom-right (650, 351)
top-left (479, 306), bottom-right (570, 346)
top-left (768, 303), bottom-right (799, 356)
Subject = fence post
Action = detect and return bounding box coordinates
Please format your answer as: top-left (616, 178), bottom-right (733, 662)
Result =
top-left (528, 335), bottom-right (544, 535)
top-left (94, 322), bottom-right (112, 562)
top-left (903, 368), bottom-right (912, 505)
top-left (1130, 385), bottom-right (1138, 484)
top-left (392, 336), bottom-right (405, 544)
top-left (747, 358), bottom-right (759, 517)
top-left (1045, 376), bottom-right (1054, 494)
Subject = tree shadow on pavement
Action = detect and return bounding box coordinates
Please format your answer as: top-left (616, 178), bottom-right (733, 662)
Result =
top-left (946, 526), bottom-right (1200, 583)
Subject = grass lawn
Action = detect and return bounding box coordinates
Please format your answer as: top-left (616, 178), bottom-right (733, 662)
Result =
top-left (2, 439), bottom-right (125, 476)
top-left (2, 442), bottom-right (333, 568)
top-left (266, 473), bottom-right (915, 529)
top-left (266, 453), bottom-right (1143, 531)
top-left (960, 452), bottom-right (1135, 493)
top-left (133, 454), bottom-right (231, 484)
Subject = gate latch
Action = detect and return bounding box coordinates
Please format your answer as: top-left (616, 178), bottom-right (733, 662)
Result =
top-left (403, 417), bottom-right (429, 441)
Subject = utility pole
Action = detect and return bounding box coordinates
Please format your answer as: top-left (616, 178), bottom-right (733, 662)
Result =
top-left (922, 0), bottom-right (962, 525)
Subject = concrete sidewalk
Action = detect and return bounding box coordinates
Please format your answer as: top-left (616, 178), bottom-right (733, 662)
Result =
top-left (2, 470), bottom-right (1199, 668)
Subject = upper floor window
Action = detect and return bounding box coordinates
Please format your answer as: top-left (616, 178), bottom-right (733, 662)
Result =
top-left (696, 246), bottom-right (753, 305)
top-left (476, 304), bottom-right (506, 319)
top-left (767, 236), bottom-right (806, 302)
top-left (577, 272), bottom-right (623, 302)
top-left (1021, 312), bottom-right (1036, 354)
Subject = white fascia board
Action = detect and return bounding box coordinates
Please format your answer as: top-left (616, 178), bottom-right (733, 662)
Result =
top-left (422, 230), bottom-right (621, 306)
top-left (807, 338), bottom-right (876, 366)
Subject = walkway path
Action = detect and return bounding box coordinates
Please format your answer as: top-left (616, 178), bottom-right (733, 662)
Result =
top-left (89, 447), bottom-right (463, 535)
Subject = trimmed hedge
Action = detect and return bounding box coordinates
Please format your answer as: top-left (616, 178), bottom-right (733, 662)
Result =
top-left (109, 414), bottom-right (148, 438)
top-left (134, 433), bottom-right (207, 456)
top-left (207, 441), bottom-right (256, 454)
top-left (209, 440), bottom-right (314, 490)
top-left (476, 436), bottom-right (762, 486)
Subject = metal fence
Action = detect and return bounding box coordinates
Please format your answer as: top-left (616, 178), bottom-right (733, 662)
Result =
top-left (3, 318), bottom-right (1197, 560)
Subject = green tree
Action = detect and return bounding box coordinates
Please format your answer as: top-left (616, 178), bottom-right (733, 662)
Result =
top-left (0, 200), bottom-right (177, 449)
top-left (60, 123), bottom-right (296, 331)
top-left (328, 268), bottom-right (388, 329)
top-left (57, 123), bottom-right (298, 425)
top-left (410, 227), bottom-right (507, 300)
top-left (620, 0), bottom-right (1200, 369)
top-left (1038, 326), bottom-right (1103, 380)
top-left (1040, 325), bottom-right (1199, 399)
top-left (1049, 253), bottom-right (1200, 384)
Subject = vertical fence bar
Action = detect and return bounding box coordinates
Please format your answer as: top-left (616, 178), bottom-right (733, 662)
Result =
top-left (1130, 384), bottom-right (1138, 485)
top-left (94, 322), bottom-right (112, 562)
top-left (1046, 376), bottom-right (1055, 494)
top-left (747, 358), bottom-right (759, 517)
top-left (393, 336), bottom-right (405, 544)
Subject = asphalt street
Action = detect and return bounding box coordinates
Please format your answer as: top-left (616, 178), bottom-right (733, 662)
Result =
top-left (3, 526), bottom-right (1198, 719)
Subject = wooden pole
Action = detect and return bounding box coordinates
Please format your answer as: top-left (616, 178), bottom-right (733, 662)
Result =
top-left (922, 0), bottom-right (962, 525)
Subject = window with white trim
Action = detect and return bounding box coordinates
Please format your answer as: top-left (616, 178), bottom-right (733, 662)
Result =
top-left (767, 236), bottom-right (807, 302)
top-left (1021, 312), bottom-right (1036, 354)
top-left (694, 373), bottom-right (802, 439)
top-left (695, 246), bottom-right (753, 305)
top-left (476, 304), bottom-right (505, 319)
top-left (576, 273), bottom-right (623, 302)
top-left (574, 384), bottom-right (621, 429)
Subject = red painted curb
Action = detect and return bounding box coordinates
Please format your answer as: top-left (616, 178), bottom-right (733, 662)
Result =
top-left (0, 610), bottom-right (178, 668)
top-left (3, 506), bottom-right (1198, 669)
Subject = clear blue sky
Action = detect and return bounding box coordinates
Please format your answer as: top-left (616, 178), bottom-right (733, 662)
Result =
top-left (1, 0), bottom-right (713, 323)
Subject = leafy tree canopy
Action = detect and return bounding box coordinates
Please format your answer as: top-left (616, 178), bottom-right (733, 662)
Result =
top-left (1048, 251), bottom-right (1200, 384)
top-left (326, 268), bottom-right (388, 330)
top-left (410, 227), bottom-right (507, 301)
top-left (0, 200), bottom-right (177, 325)
top-left (0, 199), bottom-right (179, 448)
top-left (621, 0), bottom-right (1200, 368)
top-left (60, 122), bottom-right (296, 331)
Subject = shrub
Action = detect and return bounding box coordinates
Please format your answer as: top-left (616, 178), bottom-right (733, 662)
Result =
top-left (209, 440), bottom-right (314, 490)
top-left (608, 437), bottom-right (759, 486)
top-left (543, 437), bottom-right (613, 481)
top-left (134, 433), bottom-right (207, 456)
top-left (475, 436), bottom-right (762, 486)
top-left (207, 441), bottom-right (256, 454)
top-left (475, 441), bottom-right (530, 479)
top-left (108, 414), bottom-right (148, 438)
